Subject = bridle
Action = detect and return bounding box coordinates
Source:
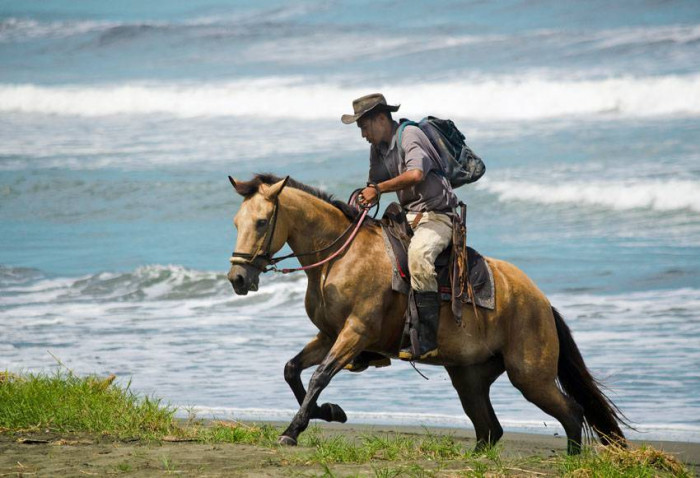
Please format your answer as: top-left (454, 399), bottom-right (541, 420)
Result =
top-left (229, 193), bottom-right (284, 272)
top-left (229, 189), bottom-right (376, 274)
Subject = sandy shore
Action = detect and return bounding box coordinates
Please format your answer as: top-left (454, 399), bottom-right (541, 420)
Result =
top-left (2, 421), bottom-right (698, 477)
top-left (285, 421), bottom-right (700, 466)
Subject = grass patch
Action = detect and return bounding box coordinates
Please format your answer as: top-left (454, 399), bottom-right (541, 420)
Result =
top-left (0, 369), bottom-right (176, 439)
top-left (296, 426), bottom-right (470, 464)
top-left (190, 419), bottom-right (280, 446)
top-left (561, 443), bottom-right (692, 477)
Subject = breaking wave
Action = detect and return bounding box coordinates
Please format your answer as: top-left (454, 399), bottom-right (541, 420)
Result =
top-left (1, 74), bottom-right (700, 120)
top-left (3, 16), bottom-right (699, 50)
top-left (479, 179), bottom-right (700, 213)
top-left (0, 264), bottom-right (306, 306)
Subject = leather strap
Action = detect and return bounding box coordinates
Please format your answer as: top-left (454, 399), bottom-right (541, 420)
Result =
top-left (410, 212), bottom-right (423, 230)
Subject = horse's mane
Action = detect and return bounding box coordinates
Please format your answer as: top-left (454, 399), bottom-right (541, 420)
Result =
top-left (233, 173), bottom-right (370, 223)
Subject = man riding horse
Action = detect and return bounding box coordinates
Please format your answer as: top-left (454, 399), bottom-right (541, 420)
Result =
top-left (226, 96), bottom-right (627, 453)
top-left (343, 93), bottom-right (458, 360)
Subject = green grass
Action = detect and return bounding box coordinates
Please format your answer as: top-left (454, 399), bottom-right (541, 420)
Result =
top-left (193, 420), bottom-right (280, 445)
top-left (0, 370), bottom-right (693, 477)
top-left (560, 443), bottom-right (693, 477)
top-left (296, 426), bottom-right (471, 464)
top-left (0, 370), bottom-right (176, 439)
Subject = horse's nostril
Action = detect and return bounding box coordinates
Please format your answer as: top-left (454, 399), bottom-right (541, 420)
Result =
top-left (232, 274), bottom-right (245, 288)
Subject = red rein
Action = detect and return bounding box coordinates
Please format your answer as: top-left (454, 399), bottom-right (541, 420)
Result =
top-left (276, 208), bottom-right (369, 274)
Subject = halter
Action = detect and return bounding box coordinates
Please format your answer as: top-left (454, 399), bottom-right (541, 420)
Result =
top-left (229, 189), bottom-right (376, 274)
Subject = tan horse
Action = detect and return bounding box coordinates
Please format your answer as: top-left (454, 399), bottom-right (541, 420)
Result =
top-left (227, 174), bottom-right (626, 454)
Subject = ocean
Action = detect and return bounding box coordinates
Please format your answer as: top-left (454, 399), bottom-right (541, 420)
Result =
top-left (1, 0), bottom-right (699, 442)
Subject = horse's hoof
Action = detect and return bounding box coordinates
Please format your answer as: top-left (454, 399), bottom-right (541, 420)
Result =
top-left (319, 403), bottom-right (348, 423)
top-left (278, 435), bottom-right (297, 446)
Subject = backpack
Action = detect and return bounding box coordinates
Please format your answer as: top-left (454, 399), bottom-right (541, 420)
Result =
top-left (397, 117), bottom-right (485, 188)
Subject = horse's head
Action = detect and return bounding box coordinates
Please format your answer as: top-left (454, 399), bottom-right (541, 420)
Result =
top-left (227, 176), bottom-right (290, 295)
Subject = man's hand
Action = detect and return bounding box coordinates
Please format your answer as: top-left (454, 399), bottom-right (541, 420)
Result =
top-left (358, 170), bottom-right (423, 207)
top-left (358, 186), bottom-right (378, 206)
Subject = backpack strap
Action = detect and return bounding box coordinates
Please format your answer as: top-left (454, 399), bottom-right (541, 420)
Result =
top-left (396, 120), bottom-right (419, 159)
top-left (397, 118), bottom-right (448, 179)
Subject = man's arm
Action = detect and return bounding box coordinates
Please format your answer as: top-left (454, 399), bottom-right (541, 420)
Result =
top-left (359, 169), bottom-right (423, 206)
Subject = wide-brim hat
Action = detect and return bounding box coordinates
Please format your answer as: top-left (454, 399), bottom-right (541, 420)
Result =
top-left (341, 93), bottom-right (400, 124)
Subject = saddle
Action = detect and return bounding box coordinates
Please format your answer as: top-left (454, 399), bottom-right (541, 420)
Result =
top-left (380, 202), bottom-right (495, 317)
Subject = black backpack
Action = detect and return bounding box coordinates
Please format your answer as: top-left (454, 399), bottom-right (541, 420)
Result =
top-left (397, 117), bottom-right (485, 188)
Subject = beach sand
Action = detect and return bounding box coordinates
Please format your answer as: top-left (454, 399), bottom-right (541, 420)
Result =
top-left (2, 421), bottom-right (697, 477)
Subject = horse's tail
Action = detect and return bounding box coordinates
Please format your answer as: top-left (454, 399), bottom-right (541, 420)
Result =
top-left (552, 306), bottom-right (627, 445)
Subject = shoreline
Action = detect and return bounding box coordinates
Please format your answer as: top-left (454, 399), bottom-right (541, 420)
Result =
top-left (186, 406), bottom-right (700, 444)
top-left (252, 420), bottom-right (700, 466)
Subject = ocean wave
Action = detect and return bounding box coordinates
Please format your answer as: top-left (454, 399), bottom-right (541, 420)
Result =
top-left (0, 17), bottom-right (116, 42)
top-left (0, 265), bottom-right (44, 286)
top-left (1, 73), bottom-right (699, 120)
top-left (589, 23), bottom-right (700, 49)
top-left (0, 9), bottom-right (322, 44)
top-left (0, 16), bottom-right (222, 43)
top-left (243, 24), bottom-right (700, 65)
top-left (478, 178), bottom-right (700, 213)
top-left (4, 15), bottom-right (699, 51)
top-left (0, 264), bottom-right (307, 306)
top-left (550, 288), bottom-right (700, 322)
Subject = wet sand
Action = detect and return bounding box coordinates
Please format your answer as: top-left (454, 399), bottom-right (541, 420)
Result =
top-left (2, 422), bottom-right (698, 477)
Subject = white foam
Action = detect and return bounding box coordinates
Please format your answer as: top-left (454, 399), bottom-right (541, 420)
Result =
top-left (5, 15), bottom-right (699, 53)
top-left (0, 264), bottom-right (307, 307)
top-left (589, 23), bottom-right (700, 49)
top-left (478, 178), bottom-right (700, 213)
top-left (0, 17), bottom-right (117, 42)
top-left (1, 73), bottom-right (700, 120)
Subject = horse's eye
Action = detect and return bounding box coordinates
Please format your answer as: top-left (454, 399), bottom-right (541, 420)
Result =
top-left (256, 219), bottom-right (268, 228)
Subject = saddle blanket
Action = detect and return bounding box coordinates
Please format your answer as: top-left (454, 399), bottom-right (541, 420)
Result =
top-left (379, 204), bottom-right (495, 311)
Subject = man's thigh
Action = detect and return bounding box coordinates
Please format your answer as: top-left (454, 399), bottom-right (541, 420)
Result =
top-left (407, 212), bottom-right (452, 262)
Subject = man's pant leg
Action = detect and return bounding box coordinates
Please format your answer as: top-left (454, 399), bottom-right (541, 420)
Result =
top-left (406, 211), bottom-right (453, 292)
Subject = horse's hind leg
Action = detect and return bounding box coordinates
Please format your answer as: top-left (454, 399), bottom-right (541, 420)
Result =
top-left (507, 369), bottom-right (584, 454)
top-left (284, 333), bottom-right (347, 423)
top-left (446, 355), bottom-right (505, 451)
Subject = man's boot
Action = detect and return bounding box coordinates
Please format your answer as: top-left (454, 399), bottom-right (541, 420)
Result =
top-left (399, 291), bottom-right (441, 360)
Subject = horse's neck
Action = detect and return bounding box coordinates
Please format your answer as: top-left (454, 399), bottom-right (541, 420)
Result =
top-left (284, 190), bottom-right (352, 267)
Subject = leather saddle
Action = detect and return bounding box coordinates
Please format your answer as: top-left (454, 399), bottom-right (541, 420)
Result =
top-left (380, 202), bottom-right (494, 310)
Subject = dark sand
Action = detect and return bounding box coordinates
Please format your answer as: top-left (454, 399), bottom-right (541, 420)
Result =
top-left (2, 422), bottom-right (698, 477)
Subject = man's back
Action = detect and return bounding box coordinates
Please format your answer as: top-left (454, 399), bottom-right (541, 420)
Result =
top-left (369, 124), bottom-right (457, 213)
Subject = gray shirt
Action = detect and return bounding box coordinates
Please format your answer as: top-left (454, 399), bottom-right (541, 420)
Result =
top-left (368, 123), bottom-right (458, 213)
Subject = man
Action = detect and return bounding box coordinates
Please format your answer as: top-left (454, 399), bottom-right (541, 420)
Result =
top-left (342, 93), bottom-right (458, 360)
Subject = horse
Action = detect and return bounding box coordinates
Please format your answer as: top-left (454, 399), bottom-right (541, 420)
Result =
top-left (226, 173), bottom-right (626, 455)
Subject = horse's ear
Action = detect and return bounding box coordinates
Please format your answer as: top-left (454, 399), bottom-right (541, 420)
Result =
top-left (229, 175), bottom-right (249, 197)
top-left (263, 176), bottom-right (289, 200)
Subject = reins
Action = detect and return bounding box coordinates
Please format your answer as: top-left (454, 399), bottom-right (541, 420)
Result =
top-left (230, 188), bottom-right (377, 275)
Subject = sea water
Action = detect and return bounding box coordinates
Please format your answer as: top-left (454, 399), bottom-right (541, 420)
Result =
top-left (1, 1), bottom-right (699, 442)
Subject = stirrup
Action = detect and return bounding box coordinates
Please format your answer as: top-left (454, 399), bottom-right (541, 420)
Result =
top-left (417, 348), bottom-right (438, 360)
top-left (344, 356), bottom-right (391, 372)
top-left (398, 347), bottom-right (438, 361)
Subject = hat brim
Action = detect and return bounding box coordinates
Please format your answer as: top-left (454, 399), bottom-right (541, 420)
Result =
top-left (341, 103), bottom-right (400, 124)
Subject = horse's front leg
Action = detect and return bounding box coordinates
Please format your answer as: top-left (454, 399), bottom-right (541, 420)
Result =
top-left (284, 332), bottom-right (347, 423)
top-left (279, 317), bottom-right (370, 445)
